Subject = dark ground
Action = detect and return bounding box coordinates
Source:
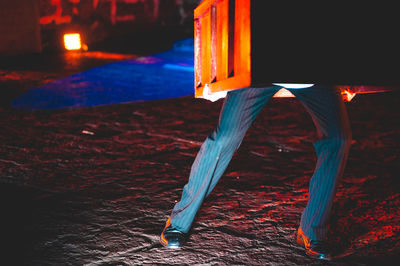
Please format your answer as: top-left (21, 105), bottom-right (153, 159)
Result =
top-left (0, 46), bottom-right (399, 265)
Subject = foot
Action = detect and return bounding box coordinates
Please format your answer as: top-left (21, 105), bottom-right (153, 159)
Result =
top-left (160, 217), bottom-right (187, 248)
top-left (296, 227), bottom-right (332, 260)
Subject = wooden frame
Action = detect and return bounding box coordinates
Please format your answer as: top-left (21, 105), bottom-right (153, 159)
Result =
top-left (194, 0), bottom-right (398, 99)
top-left (194, 0), bottom-right (251, 98)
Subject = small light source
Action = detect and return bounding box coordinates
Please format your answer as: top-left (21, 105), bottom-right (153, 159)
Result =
top-left (64, 33), bottom-right (82, 50)
top-left (341, 89), bottom-right (356, 102)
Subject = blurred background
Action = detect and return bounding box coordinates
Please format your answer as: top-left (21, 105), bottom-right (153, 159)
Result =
top-left (0, 0), bottom-right (200, 108)
top-left (1, 0), bottom-right (201, 54)
top-left (0, 1), bottom-right (399, 265)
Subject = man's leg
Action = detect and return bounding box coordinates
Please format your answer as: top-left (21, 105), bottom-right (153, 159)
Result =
top-left (290, 86), bottom-right (352, 241)
top-left (169, 86), bottom-right (280, 233)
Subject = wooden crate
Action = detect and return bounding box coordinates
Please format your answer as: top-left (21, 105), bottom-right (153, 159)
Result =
top-left (194, 0), bottom-right (399, 98)
top-left (194, 0), bottom-right (250, 98)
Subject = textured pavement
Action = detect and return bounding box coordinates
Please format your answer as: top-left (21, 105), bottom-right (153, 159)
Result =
top-left (0, 90), bottom-right (399, 265)
top-left (1, 36), bottom-right (399, 265)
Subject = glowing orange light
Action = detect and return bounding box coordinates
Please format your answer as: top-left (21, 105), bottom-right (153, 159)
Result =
top-left (341, 89), bottom-right (357, 102)
top-left (64, 33), bottom-right (82, 50)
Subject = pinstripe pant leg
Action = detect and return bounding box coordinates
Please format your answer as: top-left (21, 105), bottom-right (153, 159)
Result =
top-left (290, 86), bottom-right (352, 240)
top-left (170, 87), bottom-right (280, 233)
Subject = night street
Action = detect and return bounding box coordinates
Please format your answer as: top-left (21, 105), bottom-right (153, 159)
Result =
top-left (1, 0), bottom-right (399, 264)
top-left (1, 74), bottom-right (399, 264)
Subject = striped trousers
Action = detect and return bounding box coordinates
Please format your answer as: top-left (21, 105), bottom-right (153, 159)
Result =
top-left (170, 85), bottom-right (352, 241)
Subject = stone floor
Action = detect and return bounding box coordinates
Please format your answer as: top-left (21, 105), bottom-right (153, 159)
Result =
top-left (0, 91), bottom-right (399, 265)
top-left (0, 39), bottom-right (399, 265)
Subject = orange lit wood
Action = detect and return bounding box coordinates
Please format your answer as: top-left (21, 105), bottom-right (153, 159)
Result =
top-left (233, 0), bottom-right (250, 80)
top-left (209, 73), bottom-right (250, 93)
top-left (201, 11), bottom-right (211, 86)
top-left (194, 0), bottom-right (398, 99)
top-left (194, 0), bottom-right (251, 97)
top-left (194, 19), bottom-right (201, 89)
top-left (194, 0), bottom-right (215, 19)
top-left (216, 0), bottom-right (228, 82)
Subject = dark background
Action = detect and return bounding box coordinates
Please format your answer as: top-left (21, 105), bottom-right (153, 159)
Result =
top-left (0, 1), bottom-right (399, 265)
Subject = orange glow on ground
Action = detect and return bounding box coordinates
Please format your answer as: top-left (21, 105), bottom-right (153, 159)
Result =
top-left (64, 33), bottom-right (82, 50)
top-left (64, 51), bottom-right (136, 60)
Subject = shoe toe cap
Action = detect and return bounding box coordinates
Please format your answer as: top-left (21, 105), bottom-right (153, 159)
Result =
top-left (160, 229), bottom-right (186, 249)
top-left (164, 238), bottom-right (184, 248)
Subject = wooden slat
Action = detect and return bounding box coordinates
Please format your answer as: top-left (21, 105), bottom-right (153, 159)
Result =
top-left (227, 0), bottom-right (235, 77)
top-left (210, 4), bottom-right (217, 83)
top-left (194, 19), bottom-right (202, 93)
top-left (209, 73), bottom-right (250, 93)
top-left (234, 0), bottom-right (251, 77)
top-left (194, 0), bottom-right (252, 98)
top-left (194, 0), bottom-right (215, 18)
top-left (216, 0), bottom-right (228, 82)
top-left (201, 10), bottom-right (211, 87)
